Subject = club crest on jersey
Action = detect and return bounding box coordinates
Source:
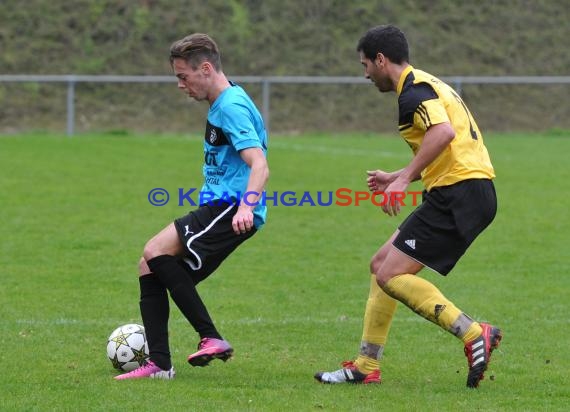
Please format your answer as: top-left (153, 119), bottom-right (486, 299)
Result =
top-left (204, 121), bottom-right (229, 146)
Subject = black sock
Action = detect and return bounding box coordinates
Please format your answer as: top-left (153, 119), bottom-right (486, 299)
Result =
top-left (147, 255), bottom-right (222, 340)
top-left (139, 274), bottom-right (172, 370)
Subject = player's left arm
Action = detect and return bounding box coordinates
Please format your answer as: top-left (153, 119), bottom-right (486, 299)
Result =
top-left (382, 86), bottom-right (454, 216)
top-left (232, 147), bottom-right (269, 234)
top-left (220, 102), bottom-right (269, 234)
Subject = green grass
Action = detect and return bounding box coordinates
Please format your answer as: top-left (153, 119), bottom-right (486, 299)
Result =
top-left (1, 131), bottom-right (569, 411)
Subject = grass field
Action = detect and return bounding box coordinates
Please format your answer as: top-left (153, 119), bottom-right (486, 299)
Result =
top-left (1, 131), bottom-right (569, 411)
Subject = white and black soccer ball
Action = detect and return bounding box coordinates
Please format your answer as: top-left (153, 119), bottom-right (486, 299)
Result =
top-left (106, 323), bottom-right (149, 372)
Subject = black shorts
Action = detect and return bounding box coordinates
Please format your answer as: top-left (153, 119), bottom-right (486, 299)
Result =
top-left (174, 202), bottom-right (256, 284)
top-left (393, 179), bottom-right (497, 276)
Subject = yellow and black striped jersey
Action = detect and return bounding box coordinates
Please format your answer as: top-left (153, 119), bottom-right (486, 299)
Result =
top-left (396, 66), bottom-right (495, 190)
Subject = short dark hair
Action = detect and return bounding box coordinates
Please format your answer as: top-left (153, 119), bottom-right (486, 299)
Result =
top-left (356, 25), bottom-right (409, 64)
top-left (169, 33), bottom-right (222, 71)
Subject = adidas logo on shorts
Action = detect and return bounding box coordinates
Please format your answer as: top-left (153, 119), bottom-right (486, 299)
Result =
top-left (404, 239), bottom-right (416, 250)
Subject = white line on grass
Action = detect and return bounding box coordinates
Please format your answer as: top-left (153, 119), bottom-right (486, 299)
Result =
top-left (270, 141), bottom-right (409, 158)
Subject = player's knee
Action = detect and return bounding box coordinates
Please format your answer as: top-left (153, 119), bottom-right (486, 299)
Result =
top-left (370, 249), bottom-right (388, 274)
top-left (143, 239), bottom-right (162, 262)
top-left (370, 254), bottom-right (383, 274)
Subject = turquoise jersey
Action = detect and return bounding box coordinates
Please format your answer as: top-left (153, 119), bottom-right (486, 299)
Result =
top-left (201, 82), bottom-right (268, 228)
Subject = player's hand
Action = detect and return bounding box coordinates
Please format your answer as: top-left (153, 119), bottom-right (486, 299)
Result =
top-left (381, 178), bottom-right (409, 216)
top-left (366, 170), bottom-right (393, 192)
top-left (232, 206), bottom-right (254, 235)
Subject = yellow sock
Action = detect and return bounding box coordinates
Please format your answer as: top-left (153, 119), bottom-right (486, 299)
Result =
top-left (355, 275), bottom-right (397, 373)
top-left (462, 321), bottom-right (483, 343)
top-left (383, 274), bottom-right (479, 342)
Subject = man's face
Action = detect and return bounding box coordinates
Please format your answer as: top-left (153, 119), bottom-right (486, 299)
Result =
top-left (172, 58), bottom-right (209, 101)
top-left (360, 52), bottom-right (392, 93)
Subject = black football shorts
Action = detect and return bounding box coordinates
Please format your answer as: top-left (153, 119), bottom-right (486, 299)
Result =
top-left (393, 179), bottom-right (497, 275)
top-left (174, 202), bottom-right (256, 284)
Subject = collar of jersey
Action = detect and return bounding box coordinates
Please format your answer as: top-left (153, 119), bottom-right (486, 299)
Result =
top-left (212, 82), bottom-right (237, 109)
top-left (396, 65), bottom-right (414, 96)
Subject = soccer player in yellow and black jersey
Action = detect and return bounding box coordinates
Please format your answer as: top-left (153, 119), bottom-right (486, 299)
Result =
top-left (315, 25), bottom-right (502, 388)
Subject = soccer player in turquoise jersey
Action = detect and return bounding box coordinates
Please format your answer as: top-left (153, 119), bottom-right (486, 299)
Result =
top-left (116, 33), bottom-right (269, 380)
top-left (201, 84), bottom-right (268, 229)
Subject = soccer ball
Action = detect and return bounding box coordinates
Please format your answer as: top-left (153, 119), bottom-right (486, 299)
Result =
top-left (106, 323), bottom-right (149, 372)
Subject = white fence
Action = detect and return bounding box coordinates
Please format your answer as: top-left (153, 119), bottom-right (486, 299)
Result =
top-left (1, 74), bottom-right (569, 136)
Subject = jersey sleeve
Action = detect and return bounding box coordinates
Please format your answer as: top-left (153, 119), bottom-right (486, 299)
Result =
top-left (220, 103), bottom-right (263, 152)
top-left (399, 82), bottom-right (450, 131)
top-left (413, 98), bottom-right (450, 131)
